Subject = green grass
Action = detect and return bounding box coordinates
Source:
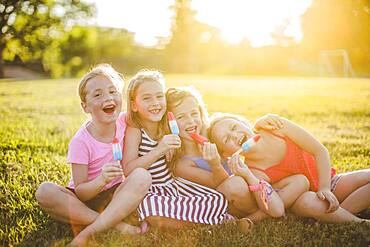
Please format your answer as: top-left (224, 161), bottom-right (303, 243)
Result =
top-left (1, 76), bottom-right (369, 246)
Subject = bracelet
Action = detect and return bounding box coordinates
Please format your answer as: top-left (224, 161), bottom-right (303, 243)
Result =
top-left (248, 180), bottom-right (274, 210)
top-left (248, 182), bottom-right (263, 192)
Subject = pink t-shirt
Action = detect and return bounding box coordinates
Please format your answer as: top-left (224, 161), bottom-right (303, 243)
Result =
top-left (67, 112), bottom-right (127, 191)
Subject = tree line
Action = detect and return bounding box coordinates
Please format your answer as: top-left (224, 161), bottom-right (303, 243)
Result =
top-left (1, 0), bottom-right (369, 78)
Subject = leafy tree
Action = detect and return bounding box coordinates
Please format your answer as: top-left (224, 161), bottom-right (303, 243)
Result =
top-left (165, 0), bottom-right (199, 72)
top-left (0, 0), bottom-right (94, 78)
top-left (301, 0), bottom-right (370, 75)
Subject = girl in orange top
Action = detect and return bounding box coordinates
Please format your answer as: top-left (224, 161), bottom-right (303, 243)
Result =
top-left (208, 113), bottom-right (369, 223)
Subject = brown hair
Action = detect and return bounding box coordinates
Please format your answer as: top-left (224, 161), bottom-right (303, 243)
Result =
top-left (166, 86), bottom-right (209, 171)
top-left (126, 69), bottom-right (168, 138)
top-left (78, 63), bottom-right (124, 103)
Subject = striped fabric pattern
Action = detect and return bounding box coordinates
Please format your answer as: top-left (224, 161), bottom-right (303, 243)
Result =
top-left (137, 129), bottom-right (228, 225)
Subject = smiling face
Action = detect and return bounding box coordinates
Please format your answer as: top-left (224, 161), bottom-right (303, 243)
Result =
top-left (211, 118), bottom-right (254, 157)
top-left (171, 96), bottom-right (203, 140)
top-left (131, 80), bottom-right (166, 123)
top-left (82, 75), bottom-right (122, 125)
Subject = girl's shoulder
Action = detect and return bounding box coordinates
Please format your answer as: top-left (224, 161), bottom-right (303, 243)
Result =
top-left (70, 122), bottom-right (90, 145)
top-left (177, 156), bottom-right (200, 167)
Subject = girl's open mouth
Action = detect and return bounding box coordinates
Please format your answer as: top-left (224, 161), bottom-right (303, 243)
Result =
top-left (149, 109), bottom-right (161, 114)
top-left (238, 134), bottom-right (247, 146)
top-left (103, 105), bottom-right (116, 114)
top-left (185, 126), bottom-right (197, 134)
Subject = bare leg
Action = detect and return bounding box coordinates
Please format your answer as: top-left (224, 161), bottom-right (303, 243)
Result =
top-left (146, 216), bottom-right (196, 230)
top-left (273, 174), bottom-right (310, 208)
top-left (291, 191), bottom-right (363, 223)
top-left (217, 176), bottom-right (258, 216)
top-left (333, 169), bottom-right (370, 214)
top-left (69, 168), bottom-right (152, 246)
top-left (35, 182), bottom-right (98, 225)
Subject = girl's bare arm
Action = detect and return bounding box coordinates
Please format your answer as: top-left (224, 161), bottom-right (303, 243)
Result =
top-left (174, 159), bottom-right (228, 188)
top-left (273, 118), bottom-right (339, 212)
top-left (72, 163), bottom-right (122, 201)
top-left (123, 126), bottom-right (180, 175)
top-left (123, 127), bottom-right (161, 175)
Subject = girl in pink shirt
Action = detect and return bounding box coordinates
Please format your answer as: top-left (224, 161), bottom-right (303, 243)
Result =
top-left (35, 64), bottom-right (152, 246)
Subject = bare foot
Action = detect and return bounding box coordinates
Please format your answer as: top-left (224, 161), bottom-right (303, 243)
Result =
top-left (115, 222), bottom-right (141, 235)
top-left (67, 233), bottom-right (89, 247)
top-left (237, 218), bottom-right (254, 234)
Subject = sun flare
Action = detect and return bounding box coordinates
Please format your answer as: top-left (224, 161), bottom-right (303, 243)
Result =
top-left (87, 0), bottom-right (312, 47)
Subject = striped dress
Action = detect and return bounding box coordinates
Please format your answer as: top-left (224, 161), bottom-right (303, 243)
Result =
top-left (137, 129), bottom-right (228, 225)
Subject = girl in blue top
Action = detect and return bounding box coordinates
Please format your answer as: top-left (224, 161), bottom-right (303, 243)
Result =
top-left (165, 87), bottom-right (309, 222)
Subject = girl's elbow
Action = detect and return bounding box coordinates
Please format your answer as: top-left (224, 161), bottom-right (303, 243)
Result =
top-left (313, 145), bottom-right (329, 159)
top-left (317, 144), bottom-right (329, 156)
top-left (268, 202), bottom-right (285, 218)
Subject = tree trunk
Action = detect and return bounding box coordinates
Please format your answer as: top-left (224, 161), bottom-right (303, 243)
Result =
top-left (0, 45), bottom-right (4, 78)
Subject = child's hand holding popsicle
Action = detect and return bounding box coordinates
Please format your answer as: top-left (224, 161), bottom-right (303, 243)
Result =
top-left (100, 162), bottom-right (124, 184)
top-left (202, 142), bottom-right (221, 167)
top-left (189, 133), bottom-right (221, 167)
top-left (148, 112), bottom-right (181, 158)
top-left (111, 137), bottom-right (125, 180)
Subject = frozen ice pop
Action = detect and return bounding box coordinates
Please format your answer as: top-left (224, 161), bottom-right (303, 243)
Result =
top-left (112, 137), bottom-right (122, 161)
top-left (234, 134), bottom-right (261, 155)
top-left (168, 112), bottom-right (179, 135)
top-left (190, 133), bottom-right (209, 145)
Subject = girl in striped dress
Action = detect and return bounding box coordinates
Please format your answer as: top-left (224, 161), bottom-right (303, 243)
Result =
top-left (122, 70), bottom-right (229, 228)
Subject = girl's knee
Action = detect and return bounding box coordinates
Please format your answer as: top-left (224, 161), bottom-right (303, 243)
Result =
top-left (223, 176), bottom-right (251, 200)
top-left (128, 168), bottom-right (152, 191)
top-left (293, 192), bottom-right (326, 217)
top-left (35, 182), bottom-right (58, 206)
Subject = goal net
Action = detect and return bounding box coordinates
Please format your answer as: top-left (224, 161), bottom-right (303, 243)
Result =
top-left (319, 49), bottom-right (356, 77)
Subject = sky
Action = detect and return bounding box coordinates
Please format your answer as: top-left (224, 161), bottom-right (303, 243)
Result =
top-left (84, 0), bottom-right (312, 47)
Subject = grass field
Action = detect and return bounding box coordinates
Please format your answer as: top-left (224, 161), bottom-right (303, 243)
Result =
top-left (0, 75), bottom-right (369, 246)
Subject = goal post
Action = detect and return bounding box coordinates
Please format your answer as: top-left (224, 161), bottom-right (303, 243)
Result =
top-left (319, 49), bottom-right (356, 77)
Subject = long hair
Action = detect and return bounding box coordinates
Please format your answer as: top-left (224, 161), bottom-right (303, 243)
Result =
top-left (166, 86), bottom-right (209, 171)
top-left (126, 69), bottom-right (169, 139)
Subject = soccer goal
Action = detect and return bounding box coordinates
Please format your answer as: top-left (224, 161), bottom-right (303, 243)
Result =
top-left (319, 49), bottom-right (356, 77)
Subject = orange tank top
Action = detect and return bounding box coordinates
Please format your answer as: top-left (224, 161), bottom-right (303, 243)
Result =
top-left (248, 133), bottom-right (336, 191)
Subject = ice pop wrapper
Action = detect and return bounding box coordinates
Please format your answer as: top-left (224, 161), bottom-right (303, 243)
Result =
top-left (190, 133), bottom-right (209, 145)
top-left (168, 112), bottom-right (179, 135)
top-left (234, 134), bottom-right (261, 155)
top-left (112, 138), bottom-right (122, 161)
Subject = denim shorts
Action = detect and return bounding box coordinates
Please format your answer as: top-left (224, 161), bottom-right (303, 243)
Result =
top-left (330, 174), bottom-right (343, 192)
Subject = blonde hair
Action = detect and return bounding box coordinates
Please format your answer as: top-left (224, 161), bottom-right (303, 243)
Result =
top-left (126, 69), bottom-right (168, 138)
top-left (78, 64), bottom-right (124, 102)
top-left (166, 86), bottom-right (209, 171)
top-left (207, 112), bottom-right (252, 153)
